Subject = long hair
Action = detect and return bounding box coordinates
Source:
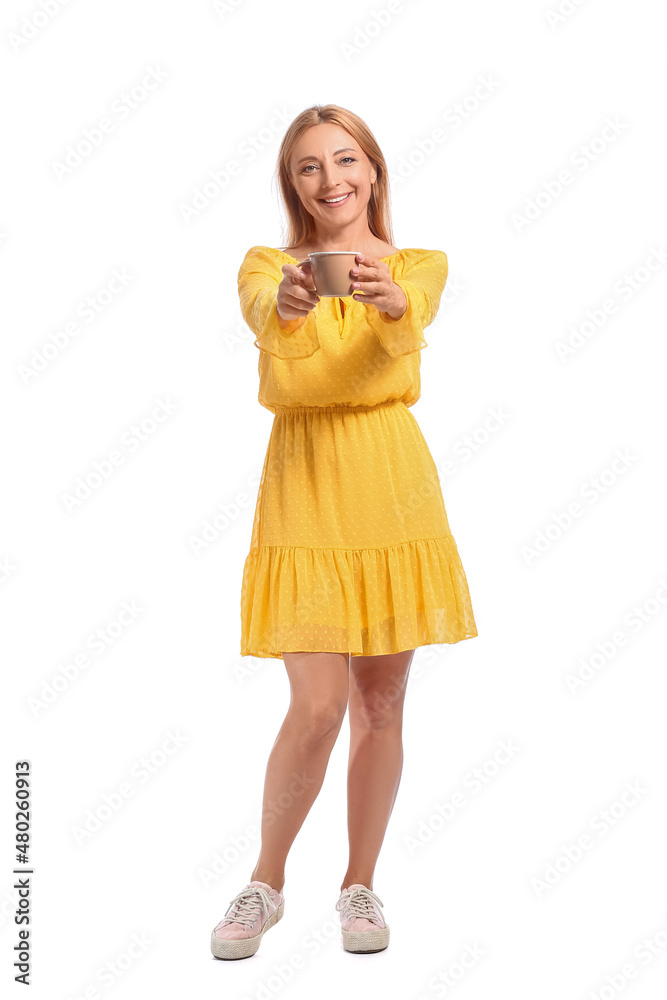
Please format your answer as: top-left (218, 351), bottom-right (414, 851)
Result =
top-left (275, 105), bottom-right (394, 249)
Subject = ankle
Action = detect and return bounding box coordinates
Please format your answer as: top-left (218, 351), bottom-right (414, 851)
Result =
top-left (251, 871), bottom-right (284, 893)
top-left (341, 877), bottom-right (373, 892)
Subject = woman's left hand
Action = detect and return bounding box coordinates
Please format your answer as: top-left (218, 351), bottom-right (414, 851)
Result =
top-left (350, 255), bottom-right (407, 318)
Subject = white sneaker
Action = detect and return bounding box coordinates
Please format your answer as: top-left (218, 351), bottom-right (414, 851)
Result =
top-left (211, 880), bottom-right (284, 960)
top-left (335, 883), bottom-right (389, 953)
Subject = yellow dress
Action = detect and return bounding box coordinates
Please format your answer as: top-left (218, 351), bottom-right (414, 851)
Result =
top-left (238, 245), bottom-right (478, 659)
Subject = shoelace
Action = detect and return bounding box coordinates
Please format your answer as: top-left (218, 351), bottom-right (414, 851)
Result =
top-left (222, 885), bottom-right (274, 929)
top-left (335, 886), bottom-right (386, 927)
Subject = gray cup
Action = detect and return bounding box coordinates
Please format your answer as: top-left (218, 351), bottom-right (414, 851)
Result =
top-left (297, 251), bottom-right (361, 297)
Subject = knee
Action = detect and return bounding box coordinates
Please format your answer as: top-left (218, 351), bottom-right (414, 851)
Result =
top-left (353, 679), bottom-right (407, 732)
top-left (295, 700), bottom-right (347, 743)
top-left (356, 698), bottom-right (401, 732)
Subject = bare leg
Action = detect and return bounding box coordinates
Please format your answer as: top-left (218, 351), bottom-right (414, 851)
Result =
top-left (341, 649), bottom-right (414, 891)
top-left (250, 651), bottom-right (349, 893)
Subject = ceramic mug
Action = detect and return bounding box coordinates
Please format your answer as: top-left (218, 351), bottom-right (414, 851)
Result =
top-left (297, 251), bottom-right (361, 297)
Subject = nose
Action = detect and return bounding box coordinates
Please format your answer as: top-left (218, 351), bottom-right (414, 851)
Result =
top-left (319, 164), bottom-right (341, 191)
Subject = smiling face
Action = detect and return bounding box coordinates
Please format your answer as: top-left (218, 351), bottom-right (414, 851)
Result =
top-left (289, 122), bottom-right (377, 231)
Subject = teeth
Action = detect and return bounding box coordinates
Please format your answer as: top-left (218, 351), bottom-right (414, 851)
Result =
top-left (323, 193), bottom-right (351, 203)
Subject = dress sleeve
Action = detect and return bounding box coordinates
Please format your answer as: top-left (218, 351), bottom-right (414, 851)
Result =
top-left (237, 246), bottom-right (321, 359)
top-left (365, 249), bottom-right (448, 357)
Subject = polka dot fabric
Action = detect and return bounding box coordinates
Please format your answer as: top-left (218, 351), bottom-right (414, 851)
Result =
top-left (238, 246), bottom-right (478, 659)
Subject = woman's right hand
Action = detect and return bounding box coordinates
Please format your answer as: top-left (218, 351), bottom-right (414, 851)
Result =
top-left (276, 261), bottom-right (320, 323)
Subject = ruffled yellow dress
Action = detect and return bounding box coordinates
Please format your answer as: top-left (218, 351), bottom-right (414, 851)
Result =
top-left (238, 245), bottom-right (477, 659)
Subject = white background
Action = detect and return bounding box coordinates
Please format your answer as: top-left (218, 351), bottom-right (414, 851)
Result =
top-left (2, 0), bottom-right (666, 997)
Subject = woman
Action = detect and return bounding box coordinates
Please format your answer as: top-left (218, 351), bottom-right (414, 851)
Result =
top-left (211, 105), bottom-right (478, 961)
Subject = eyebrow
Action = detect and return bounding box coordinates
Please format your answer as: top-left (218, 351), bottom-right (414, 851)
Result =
top-left (296, 147), bottom-right (356, 165)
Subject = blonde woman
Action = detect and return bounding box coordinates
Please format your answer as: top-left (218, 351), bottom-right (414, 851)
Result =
top-left (211, 105), bottom-right (477, 960)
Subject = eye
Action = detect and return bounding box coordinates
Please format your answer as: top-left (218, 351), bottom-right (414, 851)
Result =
top-left (301, 157), bottom-right (357, 174)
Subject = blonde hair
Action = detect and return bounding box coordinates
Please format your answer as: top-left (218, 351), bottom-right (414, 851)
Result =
top-left (275, 104), bottom-right (394, 249)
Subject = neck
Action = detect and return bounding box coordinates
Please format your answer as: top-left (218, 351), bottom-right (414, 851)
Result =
top-left (309, 221), bottom-right (376, 253)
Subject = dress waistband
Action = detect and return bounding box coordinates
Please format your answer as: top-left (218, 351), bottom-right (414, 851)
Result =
top-left (273, 399), bottom-right (405, 415)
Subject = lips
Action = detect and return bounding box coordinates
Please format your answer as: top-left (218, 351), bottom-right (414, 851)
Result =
top-left (319, 191), bottom-right (353, 205)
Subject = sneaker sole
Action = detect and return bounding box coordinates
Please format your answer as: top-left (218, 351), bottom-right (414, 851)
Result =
top-left (341, 924), bottom-right (390, 953)
top-left (211, 900), bottom-right (284, 960)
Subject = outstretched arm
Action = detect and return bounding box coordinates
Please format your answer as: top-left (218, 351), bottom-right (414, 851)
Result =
top-left (351, 250), bottom-right (449, 357)
top-left (238, 246), bottom-right (321, 359)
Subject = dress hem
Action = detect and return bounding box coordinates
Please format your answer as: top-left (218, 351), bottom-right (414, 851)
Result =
top-left (240, 631), bottom-right (478, 660)
top-left (240, 534), bottom-right (478, 661)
